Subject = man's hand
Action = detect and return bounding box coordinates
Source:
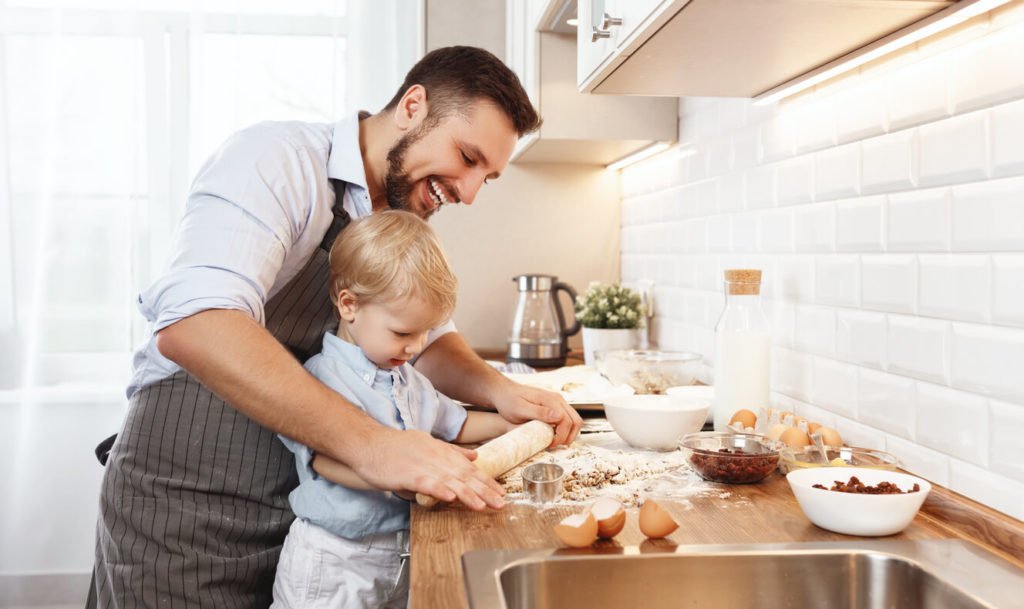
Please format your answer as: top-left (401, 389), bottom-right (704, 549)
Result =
top-left (354, 427), bottom-right (507, 511)
top-left (491, 381), bottom-right (582, 446)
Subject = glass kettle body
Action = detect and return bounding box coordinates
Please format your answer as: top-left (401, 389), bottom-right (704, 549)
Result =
top-left (508, 274), bottom-right (581, 367)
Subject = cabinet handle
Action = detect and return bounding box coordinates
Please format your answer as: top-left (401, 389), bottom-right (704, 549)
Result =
top-left (601, 13), bottom-right (623, 29)
top-left (591, 26), bottom-right (612, 41)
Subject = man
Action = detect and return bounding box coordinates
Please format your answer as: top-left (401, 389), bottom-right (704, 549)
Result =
top-left (90, 46), bottom-right (582, 608)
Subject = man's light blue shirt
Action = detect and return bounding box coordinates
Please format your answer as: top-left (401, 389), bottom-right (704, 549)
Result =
top-left (280, 332), bottom-right (468, 540)
top-left (127, 114), bottom-right (455, 397)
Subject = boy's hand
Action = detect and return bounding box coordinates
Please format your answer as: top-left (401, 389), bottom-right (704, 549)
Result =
top-left (354, 427), bottom-right (506, 511)
top-left (491, 381), bottom-right (582, 447)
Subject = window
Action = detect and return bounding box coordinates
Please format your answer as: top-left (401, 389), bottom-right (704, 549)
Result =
top-left (0, 1), bottom-right (421, 390)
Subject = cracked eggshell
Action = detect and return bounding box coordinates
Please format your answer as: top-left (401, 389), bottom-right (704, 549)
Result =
top-left (639, 499), bottom-right (679, 539)
top-left (590, 497), bottom-right (626, 539)
top-left (554, 511), bottom-right (599, 548)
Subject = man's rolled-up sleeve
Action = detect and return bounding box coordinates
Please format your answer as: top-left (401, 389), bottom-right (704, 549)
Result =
top-left (138, 124), bottom-right (321, 331)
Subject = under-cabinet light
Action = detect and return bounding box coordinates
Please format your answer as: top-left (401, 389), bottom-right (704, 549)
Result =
top-left (606, 141), bottom-right (673, 171)
top-left (754, 0), bottom-right (1011, 106)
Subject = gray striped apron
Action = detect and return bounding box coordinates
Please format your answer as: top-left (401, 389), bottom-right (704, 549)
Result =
top-left (89, 197), bottom-right (351, 608)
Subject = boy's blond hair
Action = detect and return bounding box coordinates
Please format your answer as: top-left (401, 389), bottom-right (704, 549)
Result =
top-left (328, 210), bottom-right (457, 324)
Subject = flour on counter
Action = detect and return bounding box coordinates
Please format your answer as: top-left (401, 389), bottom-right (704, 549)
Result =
top-left (499, 432), bottom-right (722, 507)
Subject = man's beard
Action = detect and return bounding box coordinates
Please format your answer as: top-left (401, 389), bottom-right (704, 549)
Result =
top-left (384, 120), bottom-right (436, 218)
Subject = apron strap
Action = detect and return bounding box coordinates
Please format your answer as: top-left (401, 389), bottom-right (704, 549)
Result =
top-left (319, 179), bottom-right (352, 252)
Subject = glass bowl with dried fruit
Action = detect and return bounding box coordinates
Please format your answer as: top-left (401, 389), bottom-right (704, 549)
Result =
top-left (679, 431), bottom-right (784, 484)
top-left (786, 467), bottom-right (931, 536)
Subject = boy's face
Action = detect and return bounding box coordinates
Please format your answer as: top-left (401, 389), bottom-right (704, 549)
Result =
top-left (383, 99), bottom-right (517, 219)
top-left (336, 290), bottom-right (442, 369)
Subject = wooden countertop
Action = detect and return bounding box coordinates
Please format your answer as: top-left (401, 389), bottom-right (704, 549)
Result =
top-left (410, 441), bottom-right (1024, 609)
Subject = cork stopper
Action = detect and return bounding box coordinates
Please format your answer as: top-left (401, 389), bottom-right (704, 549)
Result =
top-left (724, 269), bottom-right (762, 295)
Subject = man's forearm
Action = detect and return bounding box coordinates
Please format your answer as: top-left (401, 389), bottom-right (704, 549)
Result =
top-left (155, 308), bottom-right (380, 465)
top-left (414, 332), bottom-right (510, 406)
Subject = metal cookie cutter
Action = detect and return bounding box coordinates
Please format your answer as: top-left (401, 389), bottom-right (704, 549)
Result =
top-left (522, 463), bottom-right (565, 503)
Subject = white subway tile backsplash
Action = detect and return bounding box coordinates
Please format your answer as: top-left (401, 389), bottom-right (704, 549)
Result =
top-left (950, 24), bottom-right (1024, 114)
top-left (772, 347), bottom-right (813, 402)
top-left (837, 311), bottom-right (887, 369)
top-left (951, 176), bottom-right (1024, 251)
top-left (887, 315), bottom-right (950, 385)
top-left (992, 255), bottom-right (1024, 328)
top-left (794, 203), bottom-right (835, 252)
top-left (861, 130), bottom-right (917, 194)
top-left (811, 357), bottom-right (858, 418)
top-left (861, 255), bottom-right (918, 314)
top-left (859, 368), bottom-right (915, 440)
top-left (836, 196), bottom-right (886, 252)
top-left (795, 305), bottom-right (837, 357)
top-left (918, 111), bottom-right (989, 187)
top-left (949, 460), bottom-right (1024, 521)
top-left (887, 188), bottom-right (951, 252)
top-left (815, 255), bottom-right (860, 307)
top-left (836, 75), bottom-right (889, 144)
top-left (758, 209), bottom-right (794, 253)
top-left (991, 98), bottom-right (1024, 177)
top-left (951, 322), bottom-right (1024, 402)
top-left (776, 156), bottom-right (815, 207)
top-left (745, 164), bottom-right (774, 210)
top-left (990, 399), bottom-right (1024, 484)
top-left (815, 143), bottom-right (860, 200)
top-left (886, 436), bottom-right (951, 486)
top-left (918, 255), bottom-right (991, 323)
top-left (884, 55), bottom-right (950, 131)
top-left (628, 18), bottom-right (1024, 521)
top-left (775, 256), bottom-right (815, 302)
top-left (915, 382), bottom-right (988, 465)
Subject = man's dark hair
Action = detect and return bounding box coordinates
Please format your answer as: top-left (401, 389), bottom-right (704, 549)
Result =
top-left (383, 46), bottom-right (542, 137)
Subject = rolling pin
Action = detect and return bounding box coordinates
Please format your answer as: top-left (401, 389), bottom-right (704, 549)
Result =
top-left (415, 420), bottom-right (555, 508)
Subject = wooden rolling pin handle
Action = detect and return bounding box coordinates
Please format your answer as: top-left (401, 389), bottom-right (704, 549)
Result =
top-left (414, 420), bottom-right (555, 509)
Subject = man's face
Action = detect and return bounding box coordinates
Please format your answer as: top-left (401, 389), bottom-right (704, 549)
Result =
top-left (382, 101), bottom-right (518, 219)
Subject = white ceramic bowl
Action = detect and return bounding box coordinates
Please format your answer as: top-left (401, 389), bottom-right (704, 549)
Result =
top-left (602, 394), bottom-right (709, 451)
top-left (787, 467), bottom-right (931, 537)
top-left (666, 385), bottom-right (715, 424)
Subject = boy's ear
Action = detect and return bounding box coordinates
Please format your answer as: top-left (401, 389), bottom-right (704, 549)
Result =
top-left (393, 84), bottom-right (428, 131)
top-left (336, 290), bottom-right (358, 321)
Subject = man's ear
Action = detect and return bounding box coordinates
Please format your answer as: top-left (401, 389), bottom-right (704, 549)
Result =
top-left (336, 289), bottom-right (359, 321)
top-left (393, 84), bottom-right (428, 131)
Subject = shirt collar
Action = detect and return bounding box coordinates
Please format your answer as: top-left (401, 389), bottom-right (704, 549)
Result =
top-left (320, 332), bottom-right (409, 387)
top-left (326, 111), bottom-right (370, 191)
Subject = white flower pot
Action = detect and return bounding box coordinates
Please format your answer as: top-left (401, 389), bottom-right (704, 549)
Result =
top-left (582, 327), bottom-right (641, 368)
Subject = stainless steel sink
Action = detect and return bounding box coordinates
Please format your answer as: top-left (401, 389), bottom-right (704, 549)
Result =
top-left (462, 540), bottom-right (1024, 609)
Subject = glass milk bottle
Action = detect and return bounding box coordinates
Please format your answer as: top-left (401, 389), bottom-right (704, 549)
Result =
top-left (713, 269), bottom-right (771, 431)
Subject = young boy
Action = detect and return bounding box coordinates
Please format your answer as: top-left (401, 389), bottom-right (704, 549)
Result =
top-left (271, 210), bottom-right (517, 609)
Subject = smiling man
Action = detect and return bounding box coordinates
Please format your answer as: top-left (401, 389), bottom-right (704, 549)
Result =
top-left (88, 46), bottom-right (581, 609)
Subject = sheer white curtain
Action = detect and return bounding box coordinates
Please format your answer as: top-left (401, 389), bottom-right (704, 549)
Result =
top-left (0, 0), bottom-right (422, 579)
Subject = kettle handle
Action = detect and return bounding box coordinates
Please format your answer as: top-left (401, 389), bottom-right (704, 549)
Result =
top-left (553, 282), bottom-right (581, 339)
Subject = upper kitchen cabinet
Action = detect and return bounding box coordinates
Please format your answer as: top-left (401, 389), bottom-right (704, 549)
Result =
top-left (577, 0), bottom-right (956, 96)
top-left (506, 0), bottom-right (677, 165)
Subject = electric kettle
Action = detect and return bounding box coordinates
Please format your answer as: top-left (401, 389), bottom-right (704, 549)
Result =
top-left (508, 274), bottom-right (581, 367)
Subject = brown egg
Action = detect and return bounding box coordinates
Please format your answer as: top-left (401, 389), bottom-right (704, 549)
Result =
top-left (807, 421), bottom-right (822, 435)
top-left (765, 423), bottom-right (790, 441)
top-left (818, 427), bottom-right (843, 447)
top-left (729, 409), bottom-right (757, 429)
top-left (779, 426), bottom-right (811, 449)
top-left (639, 499), bottom-right (679, 539)
top-left (554, 511), bottom-right (599, 548)
top-left (590, 497), bottom-right (626, 539)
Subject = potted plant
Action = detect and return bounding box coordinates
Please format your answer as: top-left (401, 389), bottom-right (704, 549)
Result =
top-left (574, 282), bottom-right (645, 367)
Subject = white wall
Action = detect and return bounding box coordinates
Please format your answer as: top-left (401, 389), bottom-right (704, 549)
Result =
top-left (621, 4), bottom-right (1024, 520)
top-left (433, 163), bottom-right (621, 351)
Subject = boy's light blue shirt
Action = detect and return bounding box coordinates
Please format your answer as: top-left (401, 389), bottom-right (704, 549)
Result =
top-left (280, 332), bottom-right (468, 540)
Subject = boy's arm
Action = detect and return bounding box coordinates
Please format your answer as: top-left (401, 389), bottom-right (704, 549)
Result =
top-left (454, 411), bottom-right (516, 445)
top-left (312, 453), bottom-right (415, 500)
